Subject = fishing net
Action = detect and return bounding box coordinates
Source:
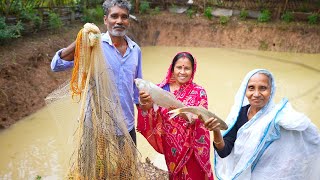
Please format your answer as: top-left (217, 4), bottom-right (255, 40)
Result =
top-left (45, 23), bottom-right (144, 179)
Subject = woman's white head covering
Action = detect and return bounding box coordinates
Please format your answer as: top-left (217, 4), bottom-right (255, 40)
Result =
top-left (214, 69), bottom-right (320, 180)
top-left (223, 69), bottom-right (276, 136)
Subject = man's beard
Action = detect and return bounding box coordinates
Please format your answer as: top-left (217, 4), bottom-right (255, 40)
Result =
top-left (109, 25), bottom-right (127, 37)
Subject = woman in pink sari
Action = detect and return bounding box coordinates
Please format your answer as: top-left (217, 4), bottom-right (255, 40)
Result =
top-left (137, 52), bottom-right (213, 180)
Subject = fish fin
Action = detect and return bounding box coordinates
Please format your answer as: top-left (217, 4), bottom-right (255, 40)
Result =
top-left (168, 110), bottom-right (194, 123)
top-left (178, 112), bottom-right (195, 123)
top-left (168, 109), bottom-right (180, 119)
top-left (185, 113), bottom-right (194, 123)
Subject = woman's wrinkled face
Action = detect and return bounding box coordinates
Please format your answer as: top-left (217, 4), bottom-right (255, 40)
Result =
top-left (246, 73), bottom-right (271, 111)
top-left (172, 57), bottom-right (193, 86)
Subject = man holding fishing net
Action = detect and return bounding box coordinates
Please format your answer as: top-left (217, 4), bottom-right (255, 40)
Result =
top-left (51, 0), bottom-right (142, 145)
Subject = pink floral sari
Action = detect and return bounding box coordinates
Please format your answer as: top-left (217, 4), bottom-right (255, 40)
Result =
top-left (137, 52), bottom-right (213, 180)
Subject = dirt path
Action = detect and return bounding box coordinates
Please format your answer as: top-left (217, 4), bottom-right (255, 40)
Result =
top-left (1, 12), bottom-right (319, 129)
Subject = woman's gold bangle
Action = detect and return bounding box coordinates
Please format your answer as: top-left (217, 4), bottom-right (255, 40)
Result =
top-left (213, 139), bottom-right (223, 145)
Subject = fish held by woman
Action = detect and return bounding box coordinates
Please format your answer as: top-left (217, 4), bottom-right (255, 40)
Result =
top-left (168, 106), bottom-right (228, 130)
top-left (134, 78), bottom-right (185, 110)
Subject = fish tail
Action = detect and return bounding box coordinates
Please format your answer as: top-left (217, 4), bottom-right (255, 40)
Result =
top-left (168, 109), bottom-right (181, 119)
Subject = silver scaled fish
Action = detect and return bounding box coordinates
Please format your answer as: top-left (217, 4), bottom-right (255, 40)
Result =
top-left (168, 106), bottom-right (228, 130)
top-left (134, 78), bottom-right (185, 110)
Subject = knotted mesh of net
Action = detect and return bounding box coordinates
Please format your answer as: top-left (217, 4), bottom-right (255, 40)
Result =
top-left (46, 23), bottom-right (146, 179)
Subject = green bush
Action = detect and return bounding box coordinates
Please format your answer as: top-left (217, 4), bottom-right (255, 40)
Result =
top-left (240, 9), bottom-right (249, 20)
top-left (219, 16), bottom-right (229, 25)
top-left (81, 10), bottom-right (95, 23)
top-left (20, 9), bottom-right (43, 30)
top-left (150, 6), bottom-right (160, 15)
top-left (48, 12), bottom-right (62, 30)
top-left (139, 1), bottom-right (150, 14)
top-left (32, 16), bottom-right (43, 30)
top-left (186, 9), bottom-right (195, 19)
top-left (0, 17), bottom-right (24, 43)
top-left (281, 11), bottom-right (294, 23)
top-left (258, 10), bottom-right (271, 22)
top-left (298, 5), bottom-right (309, 13)
top-left (81, 6), bottom-right (104, 23)
top-left (308, 14), bottom-right (318, 25)
top-left (204, 7), bottom-right (213, 20)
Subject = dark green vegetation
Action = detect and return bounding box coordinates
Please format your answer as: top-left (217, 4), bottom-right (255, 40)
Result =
top-left (1, 0), bottom-right (319, 44)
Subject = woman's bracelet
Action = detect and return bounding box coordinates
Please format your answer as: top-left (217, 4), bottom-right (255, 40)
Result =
top-left (213, 139), bottom-right (223, 145)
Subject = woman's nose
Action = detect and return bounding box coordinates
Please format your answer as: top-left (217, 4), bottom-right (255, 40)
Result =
top-left (180, 68), bottom-right (186, 73)
top-left (253, 90), bottom-right (260, 96)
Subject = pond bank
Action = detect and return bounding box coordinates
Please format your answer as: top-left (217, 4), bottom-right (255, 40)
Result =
top-left (130, 12), bottom-right (320, 53)
top-left (0, 12), bottom-right (319, 128)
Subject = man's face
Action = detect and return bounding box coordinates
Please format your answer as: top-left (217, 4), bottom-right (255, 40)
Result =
top-left (104, 6), bottom-right (129, 37)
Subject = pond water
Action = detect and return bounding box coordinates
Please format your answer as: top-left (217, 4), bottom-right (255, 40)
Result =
top-left (1, 47), bottom-right (319, 179)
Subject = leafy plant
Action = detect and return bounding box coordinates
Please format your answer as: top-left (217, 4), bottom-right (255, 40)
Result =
top-left (204, 7), bottom-right (213, 20)
top-left (186, 9), bottom-right (195, 19)
top-left (139, 1), bottom-right (150, 14)
top-left (170, 4), bottom-right (177, 12)
top-left (81, 6), bottom-right (104, 23)
top-left (32, 16), bottom-right (43, 30)
top-left (216, 0), bottom-right (224, 6)
top-left (0, 17), bottom-right (24, 43)
top-left (36, 175), bottom-right (42, 180)
top-left (48, 12), bottom-right (62, 31)
top-left (150, 6), bottom-right (160, 16)
top-left (281, 11), bottom-right (294, 23)
top-left (20, 8), bottom-right (43, 30)
top-left (240, 9), bottom-right (248, 20)
top-left (258, 10), bottom-right (271, 22)
top-left (219, 16), bottom-right (229, 25)
top-left (297, 4), bottom-right (309, 13)
top-left (308, 14), bottom-right (318, 25)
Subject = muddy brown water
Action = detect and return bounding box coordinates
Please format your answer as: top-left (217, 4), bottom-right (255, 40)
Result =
top-left (1, 47), bottom-right (319, 179)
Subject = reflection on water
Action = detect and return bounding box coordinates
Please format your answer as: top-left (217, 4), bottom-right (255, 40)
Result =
top-left (1, 47), bottom-right (319, 179)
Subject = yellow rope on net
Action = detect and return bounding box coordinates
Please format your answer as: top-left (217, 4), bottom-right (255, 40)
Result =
top-left (71, 29), bottom-right (87, 100)
top-left (66, 23), bottom-right (145, 180)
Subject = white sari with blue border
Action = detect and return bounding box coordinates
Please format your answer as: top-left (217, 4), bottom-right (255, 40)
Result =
top-left (214, 69), bottom-right (320, 180)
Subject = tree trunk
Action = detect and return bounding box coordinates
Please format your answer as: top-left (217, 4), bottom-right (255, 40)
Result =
top-left (284, 0), bottom-right (288, 12)
top-left (135, 0), bottom-right (140, 14)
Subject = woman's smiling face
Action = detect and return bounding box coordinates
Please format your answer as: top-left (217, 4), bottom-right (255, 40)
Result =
top-left (246, 73), bottom-right (271, 111)
top-left (172, 57), bottom-right (193, 86)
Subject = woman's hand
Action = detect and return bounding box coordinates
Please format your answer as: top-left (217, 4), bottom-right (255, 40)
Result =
top-left (139, 90), bottom-right (153, 110)
top-left (204, 117), bottom-right (222, 132)
top-left (139, 90), bottom-right (151, 104)
top-left (203, 116), bottom-right (225, 149)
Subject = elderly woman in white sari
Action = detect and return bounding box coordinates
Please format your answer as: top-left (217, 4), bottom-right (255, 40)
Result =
top-left (204, 69), bottom-right (320, 180)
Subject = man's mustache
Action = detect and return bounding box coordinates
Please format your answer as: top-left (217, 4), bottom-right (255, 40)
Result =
top-left (113, 25), bottom-right (126, 29)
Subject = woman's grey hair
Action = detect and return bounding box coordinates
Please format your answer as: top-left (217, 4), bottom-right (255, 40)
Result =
top-left (102, 0), bottom-right (131, 16)
top-left (257, 71), bottom-right (273, 87)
